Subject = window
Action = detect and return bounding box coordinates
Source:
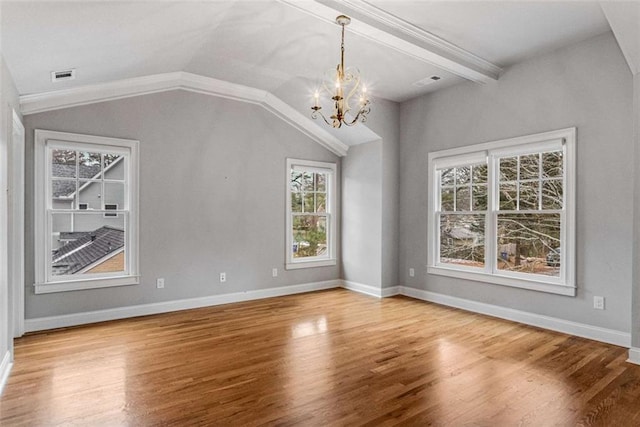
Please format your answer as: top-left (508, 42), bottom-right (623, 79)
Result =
top-left (286, 159), bottom-right (337, 269)
top-left (34, 130), bottom-right (139, 294)
top-left (428, 128), bottom-right (576, 295)
top-left (104, 204), bottom-right (118, 218)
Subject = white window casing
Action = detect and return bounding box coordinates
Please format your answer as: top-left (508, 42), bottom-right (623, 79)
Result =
top-left (286, 158), bottom-right (337, 270)
top-left (427, 128), bottom-right (576, 296)
top-left (34, 130), bottom-right (140, 294)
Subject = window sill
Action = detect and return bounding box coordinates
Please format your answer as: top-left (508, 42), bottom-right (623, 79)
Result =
top-left (34, 275), bottom-right (140, 294)
top-left (427, 265), bottom-right (575, 296)
top-left (286, 259), bottom-right (337, 270)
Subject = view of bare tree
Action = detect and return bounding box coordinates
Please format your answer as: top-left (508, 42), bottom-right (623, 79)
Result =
top-left (438, 150), bottom-right (563, 276)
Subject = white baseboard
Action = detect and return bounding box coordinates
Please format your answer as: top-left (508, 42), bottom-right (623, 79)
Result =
top-left (400, 286), bottom-right (631, 348)
top-left (382, 286), bottom-right (401, 297)
top-left (25, 279), bottom-right (341, 333)
top-left (0, 351), bottom-right (13, 396)
top-left (341, 281), bottom-right (400, 298)
top-left (628, 347), bottom-right (640, 365)
top-left (342, 280), bottom-right (384, 297)
top-left (22, 279), bottom-right (632, 350)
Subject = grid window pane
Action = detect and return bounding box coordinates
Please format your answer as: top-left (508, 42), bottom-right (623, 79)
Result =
top-left (472, 184), bottom-right (487, 210)
top-left (291, 193), bottom-right (302, 212)
top-left (456, 166), bottom-right (471, 185)
top-left (52, 179), bottom-right (76, 202)
top-left (104, 154), bottom-right (124, 180)
top-left (519, 181), bottom-right (539, 210)
top-left (472, 164), bottom-right (487, 184)
top-left (78, 152), bottom-right (102, 179)
top-left (542, 151), bottom-right (563, 178)
top-left (52, 150), bottom-right (76, 178)
top-left (542, 179), bottom-right (563, 210)
top-left (441, 168), bottom-right (454, 186)
top-left (500, 157), bottom-right (518, 181)
top-left (499, 182), bottom-right (517, 210)
top-left (455, 186), bottom-right (471, 211)
top-left (303, 193), bottom-right (315, 213)
top-left (315, 173), bottom-right (326, 192)
top-left (316, 193), bottom-right (327, 213)
top-left (302, 172), bottom-right (314, 192)
top-left (78, 180), bottom-right (101, 210)
top-left (441, 188), bottom-right (454, 211)
top-left (105, 182), bottom-right (125, 209)
top-left (291, 172), bottom-right (303, 192)
top-left (520, 154), bottom-right (539, 180)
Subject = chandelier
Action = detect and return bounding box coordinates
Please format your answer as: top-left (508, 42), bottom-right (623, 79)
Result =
top-left (311, 15), bottom-right (371, 128)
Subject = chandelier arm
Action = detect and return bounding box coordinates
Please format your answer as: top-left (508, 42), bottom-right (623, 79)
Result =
top-left (312, 109), bottom-right (334, 127)
top-left (342, 103), bottom-right (371, 126)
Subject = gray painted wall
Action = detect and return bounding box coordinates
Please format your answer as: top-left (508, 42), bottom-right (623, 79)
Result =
top-left (342, 140), bottom-right (382, 287)
top-left (371, 99), bottom-right (400, 289)
top-left (399, 32), bottom-right (633, 332)
top-left (340, 98), bottom-right (400, 290)
top-left (24, 90), bottom-right (341, 319)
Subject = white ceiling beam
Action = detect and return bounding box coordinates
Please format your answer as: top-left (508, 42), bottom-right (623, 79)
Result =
top-left (279, 0), bottom-right (502, 83)
top-left (19, 72), bottom-right (349, 157)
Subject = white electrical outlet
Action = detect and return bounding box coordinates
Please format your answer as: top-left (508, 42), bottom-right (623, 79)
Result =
top-left (409, 268), bottom-right (415, 277)
top-left (156, 278), bottom-right (165, 289)
top-left (593, 296), bottom-right (605, 310)
top-left (272, 268), bottom-right (278, 277)
top-left (220, 272), bottom-right (226, 283)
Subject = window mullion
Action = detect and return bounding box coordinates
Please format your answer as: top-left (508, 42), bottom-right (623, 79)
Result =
top-left (487, 155), bottom-right (497, 274)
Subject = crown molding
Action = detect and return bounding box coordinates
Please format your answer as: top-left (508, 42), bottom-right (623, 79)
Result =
top-left (280, 0), bottom-right (502, 83)
top-left (20, 72), bottom-right (349, 157)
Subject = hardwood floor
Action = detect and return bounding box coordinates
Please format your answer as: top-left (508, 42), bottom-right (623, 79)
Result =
top-left (2, 289), bottom-right (640, 426)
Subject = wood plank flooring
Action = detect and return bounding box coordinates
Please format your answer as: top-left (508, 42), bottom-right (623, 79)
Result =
top-left (2, 289), bottom-right (640, 426)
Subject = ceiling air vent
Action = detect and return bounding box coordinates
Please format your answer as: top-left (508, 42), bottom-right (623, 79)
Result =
top-left (413, 75), bottom-right (442, 87)
top-left (51, 69), bottom-right (76, 82)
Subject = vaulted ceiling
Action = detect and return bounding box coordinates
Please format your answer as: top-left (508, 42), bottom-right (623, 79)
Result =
top-left (0, 1), bottom-right (627, 147)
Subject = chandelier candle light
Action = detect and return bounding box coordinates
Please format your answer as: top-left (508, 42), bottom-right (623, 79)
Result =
top-left (311, 15), bottom-right (371, 128)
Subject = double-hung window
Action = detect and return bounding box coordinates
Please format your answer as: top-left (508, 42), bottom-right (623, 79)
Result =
top-left (286, 158), bottom-right (337, 269)
top-left (428, 128), bottom-right (576, 295)
top-left (34, 130), bottom-right (139, 294)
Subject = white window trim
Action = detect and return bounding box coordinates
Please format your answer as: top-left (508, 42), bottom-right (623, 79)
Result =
top-left (34, 130), bottom-right (140, 294)
top-left (285, 158), bottom-right (337, 270)
top-left (427, 128), bottom-right (576, 296)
